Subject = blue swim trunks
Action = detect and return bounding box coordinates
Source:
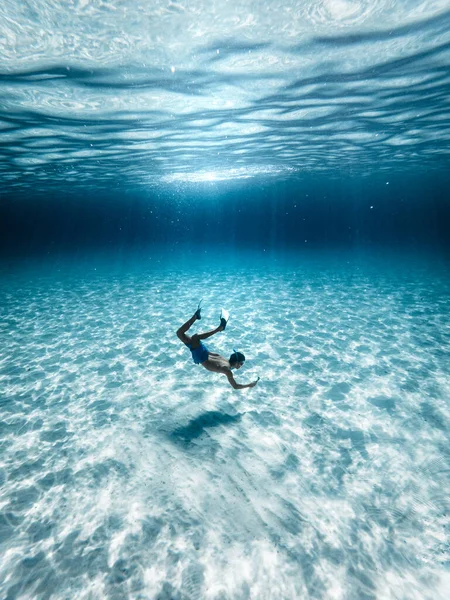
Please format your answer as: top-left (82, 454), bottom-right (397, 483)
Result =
top-left (188, 341), bottom-right (209, 365)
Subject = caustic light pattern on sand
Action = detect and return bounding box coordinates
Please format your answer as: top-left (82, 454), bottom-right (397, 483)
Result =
top-left (1, 261), bottom-right (449, 599)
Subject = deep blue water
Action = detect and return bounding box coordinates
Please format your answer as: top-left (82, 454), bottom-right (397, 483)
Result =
top-left (1, 1), bottom-right (450, 599)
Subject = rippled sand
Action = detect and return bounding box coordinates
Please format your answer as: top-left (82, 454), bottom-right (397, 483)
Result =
top-left (1, 256), bottom-right (449, 599)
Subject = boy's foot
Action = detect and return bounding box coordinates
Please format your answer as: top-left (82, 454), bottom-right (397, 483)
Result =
top-left (219, 308), bottom-right (229, 330)
top-left (195, 299), bottom-right (203, 320)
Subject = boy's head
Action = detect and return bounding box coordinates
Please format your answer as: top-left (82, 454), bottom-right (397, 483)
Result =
top-left (229, 350), bottom-right (245, 369)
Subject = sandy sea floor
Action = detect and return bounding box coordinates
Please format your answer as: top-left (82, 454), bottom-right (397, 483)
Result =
top-left (1, 254), bottom-right (449, 599)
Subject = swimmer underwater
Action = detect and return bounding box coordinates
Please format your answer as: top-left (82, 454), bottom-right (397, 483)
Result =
top-left (176, 302), bottom-right (260, 390)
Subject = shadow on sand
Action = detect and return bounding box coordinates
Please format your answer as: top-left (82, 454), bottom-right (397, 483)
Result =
top-left (170, 411), bottom-right (242, 443)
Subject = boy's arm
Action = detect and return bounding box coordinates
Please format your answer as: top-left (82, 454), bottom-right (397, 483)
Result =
top-left (225, 371), bottom-right (260, 390)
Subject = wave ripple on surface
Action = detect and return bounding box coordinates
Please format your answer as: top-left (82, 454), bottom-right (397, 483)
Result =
top-left (1, 0), bottom-right (450, 193)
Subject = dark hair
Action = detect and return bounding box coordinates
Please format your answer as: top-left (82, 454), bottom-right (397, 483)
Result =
top-left (229, 351), bottom-right (245, 365)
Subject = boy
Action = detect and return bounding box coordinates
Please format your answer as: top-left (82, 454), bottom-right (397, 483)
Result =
top-left (176, 305), bottom-right (259, 390)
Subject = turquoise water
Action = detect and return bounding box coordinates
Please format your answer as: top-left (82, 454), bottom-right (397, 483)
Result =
top-left (1, 254), bottom-right (449, 599)
top-left (1, 0), bottom-right (450, 598)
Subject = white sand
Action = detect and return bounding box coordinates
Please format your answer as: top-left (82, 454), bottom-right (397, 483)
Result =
top-left (0, 255), bottom-right (449, 599)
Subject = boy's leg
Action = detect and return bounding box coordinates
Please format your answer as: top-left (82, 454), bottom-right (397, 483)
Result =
top-left (189, 324), bottom-right (224, 349)
top-left (176, 313), bottom-right (197, 345)
top-left (196, 325), bottom-right (223, 341)
top-left (188, 329), bottom-right (217, 351)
